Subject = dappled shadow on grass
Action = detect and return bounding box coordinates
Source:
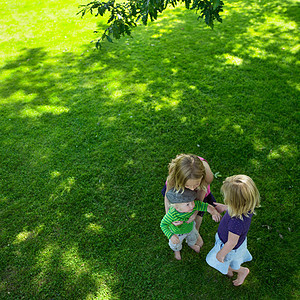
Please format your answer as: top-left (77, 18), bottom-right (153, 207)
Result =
top-left (0, 0), bottom-right (299, 298)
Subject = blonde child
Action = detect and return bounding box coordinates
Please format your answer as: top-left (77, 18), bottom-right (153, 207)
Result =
top-left (162, 154), bottom-right (226, 247)
top-left (206, 175), bottom-right (260, 286)
top-left (160, 188), bottom-right (221, 260)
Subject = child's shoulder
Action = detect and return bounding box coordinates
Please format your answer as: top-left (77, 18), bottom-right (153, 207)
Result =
top-left (166, 206), bottom-right (180, 216)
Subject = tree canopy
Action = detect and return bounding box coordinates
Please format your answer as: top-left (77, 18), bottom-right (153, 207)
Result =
top-left (78, 0), bottom-right (224, 48)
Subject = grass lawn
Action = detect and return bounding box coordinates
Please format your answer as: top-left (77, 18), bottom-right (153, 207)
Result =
top-left (0, 0), bottom-right (299, 299)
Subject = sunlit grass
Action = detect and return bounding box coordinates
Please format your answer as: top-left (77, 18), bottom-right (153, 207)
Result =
top-left (0, 0), bottom-right (299, 299)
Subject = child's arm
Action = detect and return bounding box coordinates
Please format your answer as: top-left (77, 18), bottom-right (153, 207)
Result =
top-left (216, 232), bottom-right (239, 262)
top-left (160, 212), bottom-right (180, 244)
top-left (186, 210), bottom-right (199, 223)
top-left (207, 204), bottom-right (221, 222)
top-left (214, 203), bottom-right (228, 213)
top-left (164, 194), bottom-right (170, 214)
top-left (202, 160), bottom-right (214, 185)
top-left (170, 234), bottom-right (180, 244)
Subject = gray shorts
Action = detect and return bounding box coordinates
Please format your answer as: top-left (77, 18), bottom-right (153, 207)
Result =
top-left (169, 222), bottom-right (199, 251)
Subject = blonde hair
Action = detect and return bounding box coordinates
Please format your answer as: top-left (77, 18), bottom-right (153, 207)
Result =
top-left (221, 175), bottom-right (260, 219)
top-left (167, 154), bottom-right (206, 192)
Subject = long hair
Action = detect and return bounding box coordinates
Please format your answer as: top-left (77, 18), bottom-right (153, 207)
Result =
top-left (221, 175), bottom-right (260, 219)
top-left (167, 154), bottom-right (206, 192)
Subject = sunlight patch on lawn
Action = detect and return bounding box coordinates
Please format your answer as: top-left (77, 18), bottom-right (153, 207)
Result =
top-left (250, 158), bottom-right (260, 169)
top-left (240, 14), bottom-right (298, 59)
top-left (37, 244), bottom-right (57, 265)
top-left (50, 177), bottom-right (76, 200)
top-left (154, 90), bottom-right (182, 111)
top-left (61, 247), bottom-right (91, 277)
top-left (124, 159), bottom-right (134, 168)
top-left (107, 116), bottom-right (117, 122)
top-left (85, 212), bottom-right (95, 219)
top-left (151, 28), bottom-right (171, 38)
top-left (86, 223), bottom-right (104, 234)
top-left (219, 118), bottom-right (231, 132)
top-left (287, 80), bottom-right (300, 92)
top-left (268, 144), bottom-right (297, 160)
top-left (20, 105), bottom-right (69, 118)
top-left (50, 171), bottom-right (61, 179)
top-left (221, 0), bottom-right (250, 19)
top-left (105, 75), bottom-right (122, 93)
top-left (111, 90), bottom-right (123, 100)
top-left (13, 225), bottom-right (43, 244)
top-left (216, 54), bottom-right (243, 66)
top-left (89, 273), bottom-right (114, 300)
top-left (252, 138), bottom-right (266, 151)
top-left (0, 90), bottom-right (37, 105)
top-left (246, 46), bottom-right (267, 59)
top-left (14, 231), bottom-right (34, 244)
top-left (171, 68), bottom-right (178, 75)
top-left (200, 117), bottom-right (208, 125)
top-left (97, 181), bottom-right (105, 191)
top-left (233, 124), bottom-right (244, 134)
top-left (133, 83), bottom-right (148, 94)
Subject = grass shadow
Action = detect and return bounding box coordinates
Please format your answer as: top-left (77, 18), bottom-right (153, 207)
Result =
top-left (0, 0), bottom-right (299, 298)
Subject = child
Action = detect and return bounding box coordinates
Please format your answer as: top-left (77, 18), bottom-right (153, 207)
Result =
top-left (160, 188), bottom-right (221, 260)
top-left (162, 154), bottom-right (227, 246)
top-left (206, 175), bottom-right (260, 286)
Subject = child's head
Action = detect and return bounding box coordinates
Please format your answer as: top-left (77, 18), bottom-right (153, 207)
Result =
top-left (167, 154), bottom-right (206, 192)
top-left (221, 175), bottom-right (260, 219)
top-left (166, 188), bottom-right (196, 213)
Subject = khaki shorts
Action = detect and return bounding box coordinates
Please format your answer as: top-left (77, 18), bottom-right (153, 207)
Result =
top-left (168, 222), bottom-right (199, 251)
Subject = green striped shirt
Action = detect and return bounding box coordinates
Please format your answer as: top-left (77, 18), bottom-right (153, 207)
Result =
top-left (160, 201), bottom-right (208, 239)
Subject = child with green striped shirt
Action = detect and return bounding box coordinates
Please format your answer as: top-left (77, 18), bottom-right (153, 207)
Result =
top-left (160, 188), bottom-right (221, 260)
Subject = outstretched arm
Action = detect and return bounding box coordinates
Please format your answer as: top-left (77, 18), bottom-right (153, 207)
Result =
top-left (214, 203), bottom-right (228, 213)
top-left (216, 232), bottom-right (239, 263)
top-left (207, 204), bottom-right (221, 222)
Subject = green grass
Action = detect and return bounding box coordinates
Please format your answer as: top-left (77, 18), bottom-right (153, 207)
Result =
top-left (0, 0), bottom-right (299, 299)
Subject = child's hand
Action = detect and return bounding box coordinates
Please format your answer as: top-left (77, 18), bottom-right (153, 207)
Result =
top-left (172, 221), bottom-right (183, 226)
top-left (186, 211), bottom-right (198, 224)
top-left (216, 250), bottom-right (225, 263)
top-left (212, 212), bottom-right (221, 222)
top-left (171, 234), bottom-right (180, 244)
top-left (207, 204), bottom-right (221, 222)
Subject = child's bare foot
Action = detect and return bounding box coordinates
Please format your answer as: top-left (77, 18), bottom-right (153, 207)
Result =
top-left (227, 268), bottom-right (234, 278)
top-left (233, 267), bottom-right (249, 286)
top-left (174, 251), bottom-right (181, 260)
top-left (190, 244), bottom-right (200, 253)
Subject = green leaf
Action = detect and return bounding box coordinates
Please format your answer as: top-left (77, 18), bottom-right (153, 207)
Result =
top-left (213, 0), bottom-right (220, 10)
top-left (106, 34), bottom-right (113, 43)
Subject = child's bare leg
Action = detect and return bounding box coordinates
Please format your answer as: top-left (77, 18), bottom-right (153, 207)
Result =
top-left (195, 215), bottom-right (204, 247)
top-left (227, 266), bottom-right (234, 277)
top-left (195, 215), bottom-right (203, 231)
top-left (174, 251), bottom-right (181, 260)
top-left (189, 235), bottom-right (202, 253)
top-left (232, 267), bottom-right (250, 286)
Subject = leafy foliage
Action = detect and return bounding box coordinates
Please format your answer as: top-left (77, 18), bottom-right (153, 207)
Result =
top-left (78, 0), bottom-right (224, 47)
